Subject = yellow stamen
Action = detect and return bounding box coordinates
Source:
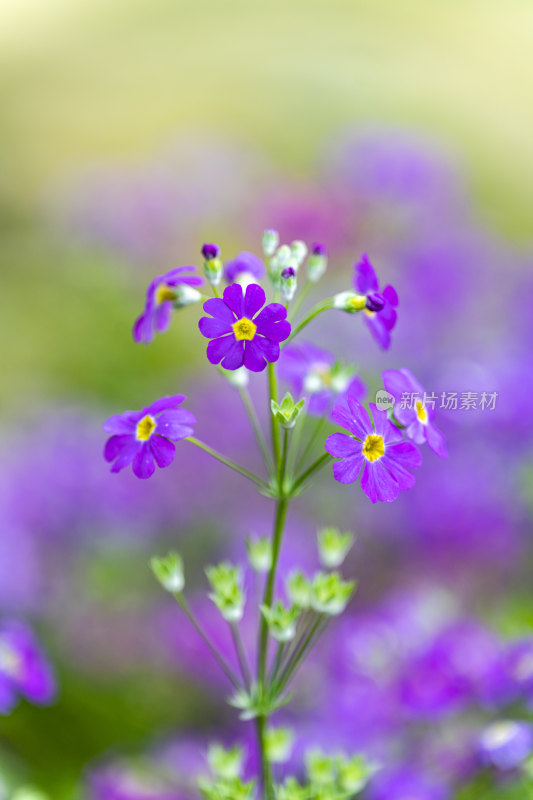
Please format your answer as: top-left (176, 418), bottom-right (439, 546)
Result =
top-left (136, 414), bottom-right (156, 441)
top-left (348, 294), bottom-right (367, 311)
top-left (416, 400), bottom-right (427, 423)
top-left (363, 308), bottom-right (376, 318)
top-left (232, 317), bottom-right (257, 341)
top-left (362, 434), bottom-right (385, 462)
top-left (155, 284), bottom-right (177, 305)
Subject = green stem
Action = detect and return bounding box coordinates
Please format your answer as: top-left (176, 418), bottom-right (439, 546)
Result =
top-left (268, 641), bottom-right (287, 686)
top-left (231, 622), bottom-right (252, 689)
top-left (291, 452), bottom-right (332, 495)
top-left (174, 593), bottom-right (241, 690)
top-left (286, 299), bottom-right (333, 342)
top-left (185, 437), bottom-right (269, 490)
top-left (256, 715), bottom-right (274, 800)
top-left (276, 615), bottom-right (326, 693)
top-left (296, 415), bottom-right (327, 473)
top-left (239, 387), bottom-right (274, 475)
top-left (288, 278), bottom-right (312, 321)
top-left (267, 362), bottom-right (281, 466)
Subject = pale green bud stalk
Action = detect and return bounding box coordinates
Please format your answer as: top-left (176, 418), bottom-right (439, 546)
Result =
top-left (262, 228), bottom-right (279, 257)
top-left (311, 572), bottom-right (356, 615)
top-left (150, 551), bottom-right (185, 593)
top-left (317, 527), bottom-right (354, 569)
top-left (260, 600), bottom-right (300, 642)
top-left (271, 392), bottom-right (305, 429)
top-left (246, 536), bottom-right (273, 572)
top-left (206, 562), bottom-right (245, 622)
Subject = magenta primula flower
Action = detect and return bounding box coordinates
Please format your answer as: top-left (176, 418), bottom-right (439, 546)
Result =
top-left (198, 283), bottom-right (291, 372)
top-left (103, 395), bottom-right (196, 479)
top-left (383, 368), bottom-right (447, 458)
top-left (325, 394), bottom-right (421, 503)
top-left (354, 254), bottom-right (398, 349)
top-left (0, 620), bottom-right (56, 714)
top-left (133, 266), bottom-right (203, 344)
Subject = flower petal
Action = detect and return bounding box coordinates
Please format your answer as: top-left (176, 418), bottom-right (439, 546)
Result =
top-left (202, 297), bottom-right (236, 324)
top-left (332, 454), bottom-right (364, 484)
top-left (109, 438), bottom-right (141, 473)
top-left (244, 283), bottom-right (266, 318)
top-left (331, 404), bottom-right (368, 440)
top-left (346, 395), bottom-right (373, 435)
top-left (364, 315), bottom-right (391, 350)
top-left (254, 303), bottom-right (291, 342)
top-left (156, 409), bottom-right (196, 440)
top-left (198, 316), bottom-right (233, 339)
top-left (221, 339), bottom-right (245, 370)
top-left (146, 395), bottom-right (185, 415)
top-left (206, 334), bottom-right (236, 365)
top-left (368, 402), bottom-right (403, 443)
top-left (383, 284), bottom-right (399, 307)
top-left (155, 301), bottom-right (172, 333)
top-left (104, 434), bottom-right (132, 462)
top-left (150, 435), bottom-right (176, 468)
top-left (386, 440), bottom-right (423, 470)
top-left (426, 423), bottom-right (448, 458)
top-left (222, 283), bottom-right (244, 318)
top-left (244, 337), bottom-right (279, 372)
top-left (132, 443), bottom-right (156, 479)
top-left (354, 253), bottom-right (379, 294)
top-left (361, 461), bottom-right (399, 503)
top-left (325, 432), bottom-right (360, 458)
top-left (103, 412), bottom-right (142, 435)
top-left (132, 312), bottom-right (154, 344)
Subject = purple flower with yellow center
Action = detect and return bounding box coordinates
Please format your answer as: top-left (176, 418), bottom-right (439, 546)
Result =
top-left (279, 342), bottom-right (366, 417)
top-left (133, 266), bottom-right (203, 344)
top-left (383, 368), bottom-right (447, 458)
top-left (103, 395), bottom-right (196, 480)
top-left (198, 283), bottom-right (291, 372)
top-left (325, 393), bottom-right (422, 503)
top-left (0, 620), bottom-right (56, 714)
top-left (353, 254), bottom-right (398, 349)
top-left (224, 251), bottom-right (265, 287)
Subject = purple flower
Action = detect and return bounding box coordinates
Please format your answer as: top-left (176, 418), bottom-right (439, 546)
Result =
top-left (369, 766), bottom-right (449, 800)
top-left (279, 342), bottom-right (366, 417)
top-left (353, 254), bottom-right (398, 349)
top-left (133, 266), bottom-right (203, 344)
top-left (104, 396), bottom-right (196, 480)
top-left (479, 721), bottom-right (533, 770)
top-left (0, 620), bottom-right (56, 714)
top-left (325, 394), bottom-right (421, 503)
top-left (224, 251), bottom-right (265, 285)
top-left (198, 283), bottom-right (291, 372)
top-left (383, 368), bottom-right (447, 458)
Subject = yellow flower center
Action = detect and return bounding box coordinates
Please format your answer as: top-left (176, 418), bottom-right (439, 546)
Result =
top-left (348, 294), bottom-right (367, 311)
top-left (136, 414), bottom-right (156, 441)
top-left (155, 283), bottom-right (177, 305)
top-left (232, 317), bottom-right (257, 341)
top-left (0, 641), bottom-right (20, 677)
top-left (416, 400), bottom-right (427, 423)
top-left (362, 434), bottom-right (385, 462)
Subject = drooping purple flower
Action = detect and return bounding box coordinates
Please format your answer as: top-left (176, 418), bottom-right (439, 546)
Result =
top-left (224, 251), bottom-right (265, 286)
top-left (279, 342), bottom-right (366, 417)
top-left (479, 721), bottom-right (533, 770)
top-left (383, 368), bottom-right (447, 458)
top-left (325, 393), bottom-right (421, 503)
top-left (104, 396), bottom-right (196, 480)
top-left (0, 620), bottom-right (56, 714)
top-left (353, 254), bottom-right (398, 350)
top-left (133, 266), bottom-right (203, 344)
top-left (198, 283), bottom-right (291, 372)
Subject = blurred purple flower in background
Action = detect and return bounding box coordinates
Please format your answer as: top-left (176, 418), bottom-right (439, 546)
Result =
top-left (133, 267), bottom-right (203, 344)
top-left (0, 620), bottom-right (56, 714)
top-left (383, 368), bottom-right (447, 457)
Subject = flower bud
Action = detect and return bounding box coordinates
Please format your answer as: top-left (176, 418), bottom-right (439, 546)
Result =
top-left (270, 244), bottom-right (291, 280)
top-left (262, 229), bottom-right (279, 257)
top-left (280, 267), bottom-right (297, 302)
top-left (271, 392), bottom-right (305, 429)
top-left (225, 366), bottom-right (249, 389)
top-left (338, 754), bottom-right (378, 794)
top-left (260, 601), bottom-right (300, 642)
top-left (286, 570), bottom-right (312, 609)
top-left (307, 243), bottom-right (328, 283)
top-left (150, 551), bottom-right (185, 593)
top-left (265, 727), bottom-right (294, 764)
top-left (208, 743), bottom-right (244, 779)
top-left (365, 291), bottom-right (385, 312)
top-left (290, 240), bottom-right (308, 270)
top-left (317, 527), bottom-right (354, 569)
top-left (333, 291), bottom-right (367, 313)
top-left (246, 536), bottom-right (273, 572)
top-left (311, 571), bottom-right (356, 615)
top-left (206, 562), bottom-right (245, 622)
top-left (201, 243), bottom-right (220, 261)
top-left (305, 749), bottom-right (337, 786)
top-left (174, 284), bottom-right (202, 308)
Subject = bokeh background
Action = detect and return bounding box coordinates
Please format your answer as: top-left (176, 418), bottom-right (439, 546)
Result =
top-left (1, 1), bottom-right (533, 798)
